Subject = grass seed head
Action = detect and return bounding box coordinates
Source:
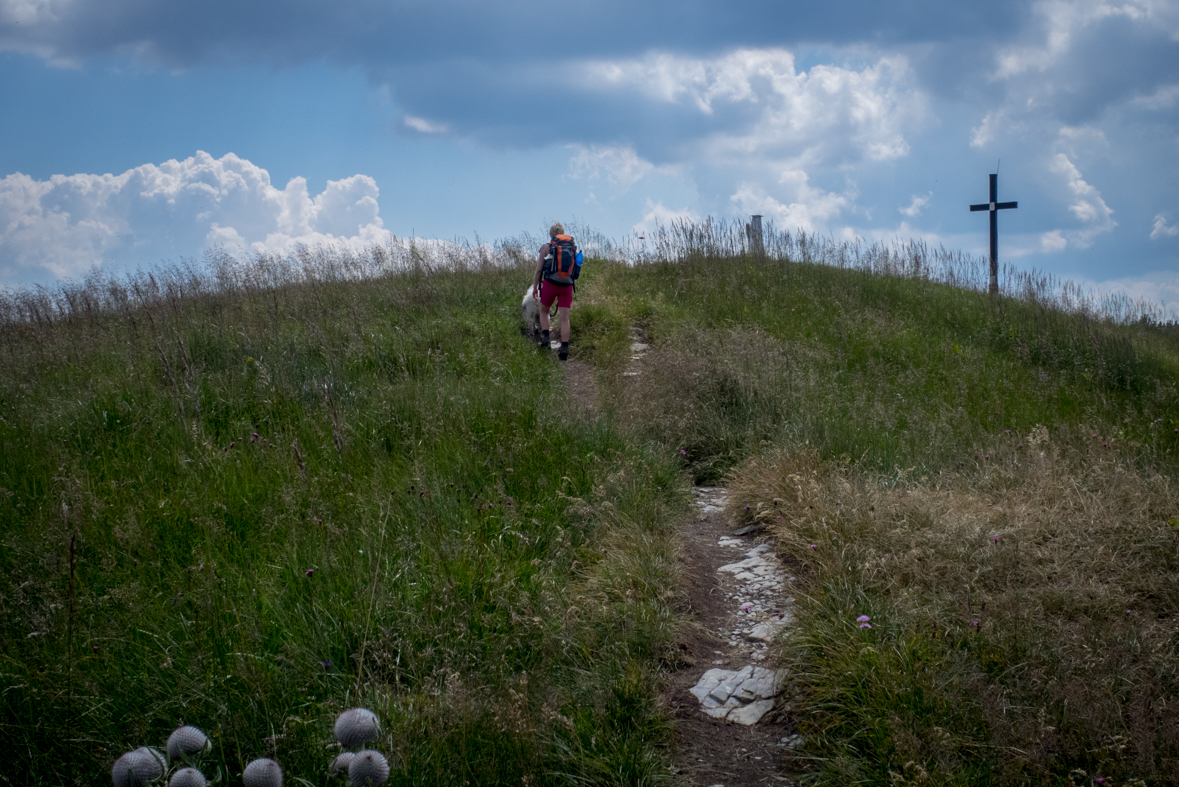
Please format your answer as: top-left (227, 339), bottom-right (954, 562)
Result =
top-left (242, 758), bottom-right (282, 787)
top-left (334, 707), bottom-right (380, 748)
top-left (348, 750), bottom-right (390, 787)
top-left (168, 767), bottom-right (207, 787)
top-left (166, 726), bottom-right (211, 761)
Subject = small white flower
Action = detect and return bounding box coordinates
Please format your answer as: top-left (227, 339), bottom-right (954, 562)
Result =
top-left (348, 750), bottom-right (391, 787)
top-left (242, 758), bottom-right (283, 787)
top-left (334, 708), bottom-right (380, 748)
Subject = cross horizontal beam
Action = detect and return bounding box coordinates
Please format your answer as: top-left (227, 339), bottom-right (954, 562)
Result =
top-left (970, 201), bottom-right (1018, 212)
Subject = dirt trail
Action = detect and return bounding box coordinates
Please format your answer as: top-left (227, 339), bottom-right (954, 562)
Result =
top-left (561, 329), bottom-right (800, 786)
top-left (663, 489), bottom-right (800, 786)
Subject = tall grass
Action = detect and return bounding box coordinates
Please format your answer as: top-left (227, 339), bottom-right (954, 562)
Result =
top-left (585, 227), bottom-right (1179, 483)
top-left (0, 241), bottom-right (684, 785)
top-left (579, 219), bottom-right (1179, 785)
top-left (8, 217), bottom-right (1179, 786)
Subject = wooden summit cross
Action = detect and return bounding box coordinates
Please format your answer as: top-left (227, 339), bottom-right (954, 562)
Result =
top-left (970, 173), bottom-right (1017, 295)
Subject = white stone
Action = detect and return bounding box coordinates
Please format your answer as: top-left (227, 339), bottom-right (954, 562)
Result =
top-left (688, 666), bottom-right (785, 725)
top-left (749, 621), bottom-right (786, 642)
top-left (727, 699), bottom-right (775, 725)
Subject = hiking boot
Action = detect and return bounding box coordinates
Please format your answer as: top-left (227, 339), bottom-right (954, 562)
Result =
top-left (558, 342), bottom-right (569, 361)
top-left (538, 330), bottom-right (550, 349)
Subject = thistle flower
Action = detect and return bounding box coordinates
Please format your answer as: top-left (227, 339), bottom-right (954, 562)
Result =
top-left (330, 752), bottom-right (355, 776)
top-left (242, 758), bottom-right (282, 787)
top-left (112, 747), bottom-right (165, 787)
top-left (169, 768), bottom-right (207, 787)
top-left (348, 750), bottom-right (391, 787)
top-left (334, 708), bottom-right (380, 748)
top-left (166, 726), bottom-right (211, 762)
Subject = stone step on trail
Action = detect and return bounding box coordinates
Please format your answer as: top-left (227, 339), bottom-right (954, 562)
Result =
top-left (687, 487), bottom-right (793, 727)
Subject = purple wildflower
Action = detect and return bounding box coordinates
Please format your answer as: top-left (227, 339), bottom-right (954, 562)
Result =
top-left (972, 620), bottom-right (979, 627)
top-left (858, 622), bottom-right (872, 629)
top-left (856, 615), bottom-right (870, 623)
top-left (305, 568), bottom-right (314, 577)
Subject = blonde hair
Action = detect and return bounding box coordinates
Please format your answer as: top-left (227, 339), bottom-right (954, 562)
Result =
top-left (549, 222), bottom-right (565, 238)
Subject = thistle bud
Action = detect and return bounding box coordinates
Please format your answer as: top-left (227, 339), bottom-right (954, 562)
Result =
top-left (242, 758), bottom-right (283, 787)
top-left (329, 752), bottom-right (355, 776)
top-left (166, 726), bottom-right (211, 762)
top-left (112, 747), bottom-right (165, 786)
top-left (169, 768), bottom-right (207, 787)
top-left (111, 751), bottom-right (139, 787)
top-left (333, 708), bottom-right (380, 748)
top-left (347, 750), bottom-right (390, 787)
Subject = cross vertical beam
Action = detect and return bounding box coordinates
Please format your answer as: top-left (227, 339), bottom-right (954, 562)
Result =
top-left (970, 173), bottom-right (1018, 295)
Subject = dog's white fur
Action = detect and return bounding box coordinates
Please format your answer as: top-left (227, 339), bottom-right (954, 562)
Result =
top-left (521, 284), bottom-right (557, 335)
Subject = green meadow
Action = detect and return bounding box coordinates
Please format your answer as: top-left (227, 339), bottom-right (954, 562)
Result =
top-left (0, 244), bottom-right (683, 786)
top-left (3, 223), bottom-right (1179, 785)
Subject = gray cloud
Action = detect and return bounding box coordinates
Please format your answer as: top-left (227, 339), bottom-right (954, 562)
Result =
top-left (1, 0), bottom-right (1030, 68)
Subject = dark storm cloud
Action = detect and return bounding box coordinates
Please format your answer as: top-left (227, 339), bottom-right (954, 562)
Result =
top-left (2, 0), bottom-right (1031, 68)
top-left (1035, 15), bottom-right (1179, 125)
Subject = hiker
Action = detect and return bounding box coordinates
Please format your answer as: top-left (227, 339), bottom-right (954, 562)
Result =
top-left (532, 222), bottom-right (581, 361)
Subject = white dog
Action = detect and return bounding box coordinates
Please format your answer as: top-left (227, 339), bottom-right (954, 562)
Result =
top-left (521, 284), bottom-right (557, 338)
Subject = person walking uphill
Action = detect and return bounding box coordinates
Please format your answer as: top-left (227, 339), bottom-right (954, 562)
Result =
top-left (532, 222), bottom-right (582, 361)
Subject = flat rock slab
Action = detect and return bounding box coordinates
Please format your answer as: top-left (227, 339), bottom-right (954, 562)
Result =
top-left (689, 666), bottom-right (786, 725)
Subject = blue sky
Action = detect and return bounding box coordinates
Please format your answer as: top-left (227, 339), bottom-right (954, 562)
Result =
top-left (1, 0), bottom-right (1177, 310)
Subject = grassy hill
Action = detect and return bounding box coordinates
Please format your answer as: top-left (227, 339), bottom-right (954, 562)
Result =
top-left (3, 227), bottom-right (1179, 785)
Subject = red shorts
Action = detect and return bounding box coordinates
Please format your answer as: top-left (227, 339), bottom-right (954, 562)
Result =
top-left (540, 280), bottom-right (573, 309)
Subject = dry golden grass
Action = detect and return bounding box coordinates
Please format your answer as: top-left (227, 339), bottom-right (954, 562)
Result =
top-left (725, 438), bottom-right (1179, 783)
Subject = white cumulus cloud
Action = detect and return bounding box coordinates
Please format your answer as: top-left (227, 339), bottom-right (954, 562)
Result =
top-left (404, 115), bottom-right (448, 133)
top-left (0, 151), bottom-right (393, 282)
top-left (729, 170), bottom-right (849, 235)
top-left (1152, 213), bottom-right (1179, 240)
top-left (899, 192), bottom-right (932, 217)
top-left (567, 145), bottom-right (660, 191)
top-left (632, 199), bottom-right (699, 237)
top-left (1043, 152), bottom-right (1116, 249)
top-left (584, 48), bottom-right (927, 168)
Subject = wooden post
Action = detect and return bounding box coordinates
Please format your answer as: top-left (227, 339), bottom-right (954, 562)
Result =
top-left (749, 214), bottom-right (764, 256)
